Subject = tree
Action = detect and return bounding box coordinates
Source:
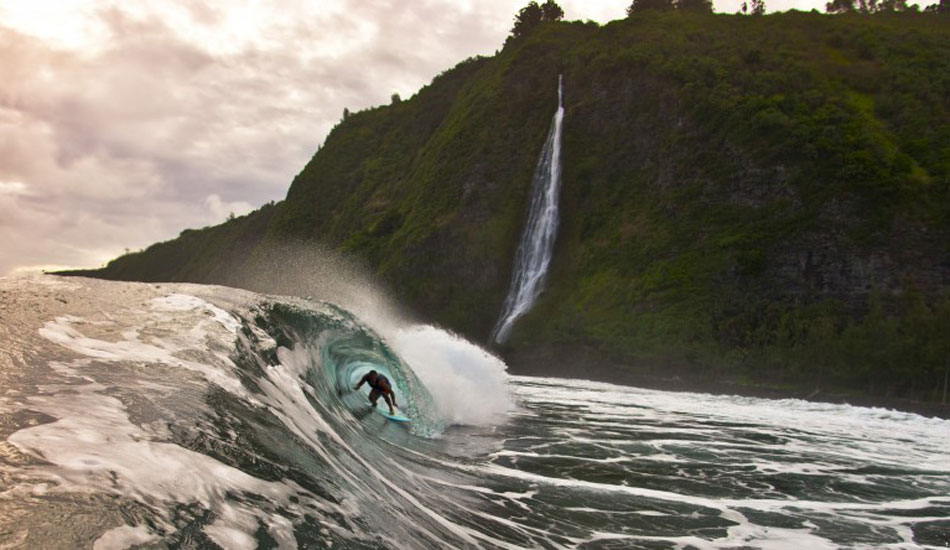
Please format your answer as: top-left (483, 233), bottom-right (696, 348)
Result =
top-left (876, 0), bottom-right (908, 11)
top-left (827, 0), bottom-right (913, 12)
top-left (509, 1), bottom-right (564, 42)
top-left (511, 2), bottom-right (543, 40)
top-left (676, 0), bottom-right (713, 11)
top-left (540, 0), bottom-right (565, 21)
top-left (826, 0), bottom-right (856, 12)
top-left (627, 0), bottom-right (674, 13)
top-left (750, 0), bottom-right (766, 14)
top-left (391, 93), bottom-right (401, 104)
top-left (923, 0), bottom-right (948, 11)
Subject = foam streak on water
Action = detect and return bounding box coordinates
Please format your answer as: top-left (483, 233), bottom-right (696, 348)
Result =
top-left (1, 276), bottom-right (948, 549)
top-left (480, 377), bottom-right (950, 549)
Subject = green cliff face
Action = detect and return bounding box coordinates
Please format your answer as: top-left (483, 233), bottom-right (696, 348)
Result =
top-left (77, 12), bottom-right (950, 401)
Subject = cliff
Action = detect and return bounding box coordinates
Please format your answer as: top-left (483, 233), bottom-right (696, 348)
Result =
top-left (67, 12), bottom-right (950, 402)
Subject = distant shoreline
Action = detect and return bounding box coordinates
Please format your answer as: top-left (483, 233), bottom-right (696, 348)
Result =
top-left (503, 347), bottom-right (950, 421)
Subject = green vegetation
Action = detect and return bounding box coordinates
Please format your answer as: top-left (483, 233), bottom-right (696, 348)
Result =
top-left (826, 0), bottom-right (948, 14)
top-left (510, 1), bottom-right (566, 43)
top-left (70, 11), bottom-right (950, 404)
top-left (628, 0), bottom-right (714, 14)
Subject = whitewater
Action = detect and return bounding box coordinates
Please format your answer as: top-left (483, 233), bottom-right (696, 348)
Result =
top-left (1, 275), bottom-right (948, 549)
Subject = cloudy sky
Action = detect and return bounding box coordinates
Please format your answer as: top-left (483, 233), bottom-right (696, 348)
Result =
top-left (0, 0), bottom-right (928, 275)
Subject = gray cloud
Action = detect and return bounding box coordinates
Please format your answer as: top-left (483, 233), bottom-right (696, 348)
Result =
top-left (0, 0), bottom-right (541, 274)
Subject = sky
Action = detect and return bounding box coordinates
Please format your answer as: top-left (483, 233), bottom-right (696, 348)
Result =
top-left (0, 0), bottom-right (924, 275)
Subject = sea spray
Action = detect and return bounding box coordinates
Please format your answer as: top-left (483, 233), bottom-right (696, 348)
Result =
top-left (185, 239), bottom-right (512, 430)
top-left (391, 325), bottom-right (510, 426)
top-left (491, 75), bottom-right (564, 344)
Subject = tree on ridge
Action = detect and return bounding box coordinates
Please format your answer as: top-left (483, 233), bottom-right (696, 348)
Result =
top-left (627, 0), bottom-right (674, 13)
top-left (509, 1), bottom-right (565, 42)
top-left (826, 0), bottom-right (918, 12)
top-left (677, 0), bottom-right (714, 12)
top-left (541, 0), bottom-right (565, 21)
top-left (627, 0), bottom-right (712, 13)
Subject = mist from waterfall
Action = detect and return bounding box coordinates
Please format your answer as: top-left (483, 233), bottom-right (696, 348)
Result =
top-left (491, 75), bottom-right (564, 344)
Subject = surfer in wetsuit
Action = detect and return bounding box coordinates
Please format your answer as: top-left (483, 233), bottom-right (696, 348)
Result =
top-left (353, 370), bottom-right (397, 415)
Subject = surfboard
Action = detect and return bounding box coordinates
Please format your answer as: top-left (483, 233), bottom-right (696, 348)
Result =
top-left (375, 406), bottom-right (411, 423)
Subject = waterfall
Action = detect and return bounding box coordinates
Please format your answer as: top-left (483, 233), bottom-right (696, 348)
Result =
top-left (491, 75), bottom-right (564, 344)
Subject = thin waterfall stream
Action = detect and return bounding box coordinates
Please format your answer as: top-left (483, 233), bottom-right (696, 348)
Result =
top-left (491, 75), bottom-right (565, 344)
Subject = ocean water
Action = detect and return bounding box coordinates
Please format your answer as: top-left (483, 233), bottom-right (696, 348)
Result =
top-left (0, 275), bottom-right (948, 549)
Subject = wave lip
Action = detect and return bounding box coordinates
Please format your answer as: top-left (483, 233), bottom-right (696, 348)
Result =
top-left (391, 325), bottom-right (510, 427)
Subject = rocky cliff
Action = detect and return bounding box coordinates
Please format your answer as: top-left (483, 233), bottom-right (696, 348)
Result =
top-left (68, 12), bottom-right (950, 401)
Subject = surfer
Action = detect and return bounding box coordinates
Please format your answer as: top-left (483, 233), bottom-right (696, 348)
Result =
top-left (354, 370), bottom-right (397, 415)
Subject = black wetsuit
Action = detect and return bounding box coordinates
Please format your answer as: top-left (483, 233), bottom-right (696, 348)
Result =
top-left (367, 374), bottom-right (392, 404)
top-left (357, 373), bottom-right (395, 409)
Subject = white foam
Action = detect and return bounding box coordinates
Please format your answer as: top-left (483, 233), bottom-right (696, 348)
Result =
top-left (38, 314), bottom-right (249, 399)
top-left (93, 525), bottom-right (158, 550)
top-left (498, 376), bottom-right (950, 548)
top-left (150, 293), bottom-right (241, 333)
top-left (203, 506), bottom-right (259, 550)
top-left (7, 386), bottom-right (304, 549)
top-left (512, 376), bottom-right (950, 471)
top-left (390, 325), bottom-right (511, 426)
top-left (719, 523), bottom-right (841, 550)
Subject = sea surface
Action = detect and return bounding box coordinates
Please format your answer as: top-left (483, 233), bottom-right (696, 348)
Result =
top-left (1, 275), bottom-right (948, 549)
